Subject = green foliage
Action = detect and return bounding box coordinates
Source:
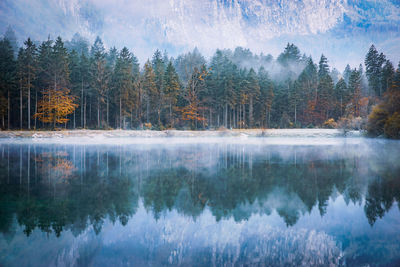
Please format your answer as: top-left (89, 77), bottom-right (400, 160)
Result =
top-left (1, 29), bottom-right (398, 133)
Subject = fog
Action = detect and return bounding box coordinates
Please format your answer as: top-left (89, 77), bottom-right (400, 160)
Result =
top-left (1, 0), bottom-right (400, 70)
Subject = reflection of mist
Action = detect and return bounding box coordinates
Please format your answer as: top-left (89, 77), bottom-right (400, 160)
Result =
top-left (0, 140), bottom-right (399, 235)
top-left (1, 140), bottom-right (400, 266)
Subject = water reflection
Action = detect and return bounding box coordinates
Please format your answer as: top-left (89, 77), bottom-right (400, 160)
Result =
top-left (0, 139), bottom-right (400, 266)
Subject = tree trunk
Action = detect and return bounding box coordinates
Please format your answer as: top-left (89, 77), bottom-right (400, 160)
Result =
top-left (106, 97), bottom-right (109, 127)
top-left (84, 96), bottom-right (86, 128)
top-left (146, 97), bottom-right (149, 123)
top-left (243, 104), bottom-right (246, 128)
top-left (7, 90), bottom-right (10, 129)
top-left (120, 97), bottom-right (122, 129)
top-left (20, 78), bottom-right (23, 129)
top-left (169, 103), bottom-right (172, 127)
top-left (81, 80), bottom-right (84, 128)
top-left (28, 70), bottom-right (31, 130)
top-left (97, 96), bottom-right (100, 129)
top-left (249, 96), bottom-right (253, 128)
top-left (209, 108), bottom-right (212, 129)
top-left (224, 103), bottom-right (228, 128)
top-left (34, 90), bottom-right (37, 129)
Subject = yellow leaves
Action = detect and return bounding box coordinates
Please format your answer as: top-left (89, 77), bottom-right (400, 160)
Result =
top-left (34, 87), bottom-right (77, 125)
top-left (384, 112), bottom-right (400, 139)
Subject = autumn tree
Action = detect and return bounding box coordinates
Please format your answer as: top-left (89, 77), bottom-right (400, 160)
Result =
top-left (180, 66), bottom-right (208, 129)
top-left (34, 87), bottom-right (77, 128)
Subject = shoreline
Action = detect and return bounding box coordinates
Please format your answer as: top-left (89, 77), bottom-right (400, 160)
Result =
top-left (0, 129), bottom-right (361, 138)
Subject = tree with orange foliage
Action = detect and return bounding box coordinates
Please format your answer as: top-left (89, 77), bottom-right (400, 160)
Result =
top-left (179, 66), bottom-right (208, 129)
top-left (367, 65), bottom-right (400, 138)
top-left (34, 87), bottom-right (77, 129)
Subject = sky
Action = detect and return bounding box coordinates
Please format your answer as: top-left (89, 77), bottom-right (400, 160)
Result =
top-left (1, 0), bottom-right (400, 71)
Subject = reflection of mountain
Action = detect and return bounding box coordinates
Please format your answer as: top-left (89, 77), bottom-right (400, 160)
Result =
top-left (1, 141), bottom-right (399, 238)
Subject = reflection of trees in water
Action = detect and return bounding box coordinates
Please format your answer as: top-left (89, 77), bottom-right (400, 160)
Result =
top-left (0, 143), bottom-right (399, 237)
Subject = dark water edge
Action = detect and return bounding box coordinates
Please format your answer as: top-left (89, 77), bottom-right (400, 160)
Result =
top-left (0, 138), bottom-right (400, 266)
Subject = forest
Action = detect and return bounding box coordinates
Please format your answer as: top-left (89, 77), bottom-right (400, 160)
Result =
top-left (0, 28), bottom-right (399, 137)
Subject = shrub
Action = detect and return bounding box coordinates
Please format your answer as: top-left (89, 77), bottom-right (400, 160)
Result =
top-left (323, 118), bottom-right (337, 129)
top-left (384, 112), bottom-right (400, 139)
top-left (338, 116), bottom-right (366, 131)
top-left (144, 122), bottom-right (152, 129)
top-left (367, 106), bottom-right (389, 136)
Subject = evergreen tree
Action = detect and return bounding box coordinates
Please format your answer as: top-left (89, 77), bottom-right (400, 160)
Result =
top-left (381, 60), bottom-right (395, 94)
top-left (142, 60), bottom-right (156, 125)
top-left (113, 47), bottom-right (135, 129)
top-left (163, 62), bottom-right (180, 127)
top-left (0, 38), bottom-right (16, 129)
top-left (246, 68), bottom-right (260, 128)
top-left (347, 69), bottom-right (362, 117)
top-left (316, 55), bottom-right (334, 123)
top-left (343, 64), bottom-right (351, 85)
top-left (68, 49), bottom-right (81, 128)
top-left (334, 78), bottom-right (347, 118)
top-left (258, 67), bottom-right (274, 128)
top-left (277, 43), bottom-right (301, 67)
top-left (4, 26), bottom-right (18, 58)
top-left (151, 50), bottom-right (166, 126)
top-left (79, 52), bottom-right (90, 128)
top-left (90, 36), bottom-right (108, 128)
top-left (365, 44), bottom-right (386, 96)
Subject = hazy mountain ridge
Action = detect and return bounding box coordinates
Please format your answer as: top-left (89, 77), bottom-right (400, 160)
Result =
top-left (1, 0), bottom-right (399, 68)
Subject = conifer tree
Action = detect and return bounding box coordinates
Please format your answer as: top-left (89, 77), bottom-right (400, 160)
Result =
top-left (113, 47), bottom-right (135, 128)
top-left (0, 39), bottom-right (16, 129)
top-left (90, 36), bottom-right (108, 128)
top-left (365, 45), bottom-right (386, 96)
top-left (246, 68), bottom-right (260, 128)
top-left (163, 61), bottom-right (180, 127)
top-left (142, 61), bottom-right (156, 125)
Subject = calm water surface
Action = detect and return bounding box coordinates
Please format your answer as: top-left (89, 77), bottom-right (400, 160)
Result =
top-left (0, 137), bottom-right (400, 266)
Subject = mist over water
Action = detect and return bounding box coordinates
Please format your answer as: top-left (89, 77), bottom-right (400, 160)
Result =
top-left (1, 138), bottom-right (400, 266)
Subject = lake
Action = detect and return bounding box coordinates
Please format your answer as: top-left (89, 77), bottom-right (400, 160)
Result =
top-left (0, 137), bottom-right (400, 266)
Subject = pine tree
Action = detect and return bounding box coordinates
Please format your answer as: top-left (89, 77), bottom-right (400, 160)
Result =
top-left (68, 49), bottom-right (81, 128)
top-left (381, 60), bottom-right (395, 94)
top-left (142, 61), bottom-right (156, 125)
top-left (246, 68), bottom-right (260, 128)
top-left (22, 38), bottom-right (38, 130)
top-left (258, 67), bottom-right (274, 128)
top-left (297, 58), bottom-right (318, 125)
top-left (277, 43), bottom-right (301, 67)
top-left (316, 54), bottom-right (334, 123)
top-left (334, 78), bottom-right (347, 119)
top-left (90, 36), bottom-right (108, 128)
top-left (343, 64), bottom-right (351, 85)
top-left (113, 47), bottom-right (135, 129)
top-left (365, 45), bottom-right (386, 96)
top-left (0, 38), bottom-right (16, 129)
top-left (163, 61), bottom-right (180, 127)
top-left (79, 52), bottom-right (90, 128)
top-left (4, 26), bottom-right (18, 58)
top-left (151, 50), bottom-right (165, 126)
top-left (347, 69), bottom-right (362, 117)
